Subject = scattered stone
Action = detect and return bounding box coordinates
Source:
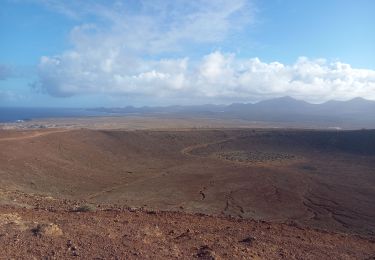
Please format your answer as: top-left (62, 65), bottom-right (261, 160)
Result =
top-left (0, 213), bottom-right (28, 231)
top-left (128, 207), bottom-right (138, 212)
top-left (239, 236), bottom-right (255, 245)
top-left (196, 245), bottom-right (216, 259)
top-left (146, 209), bottom-right (157, 215)
top-left (216, 150), bottom-right (296, 164)
top-left (175, 229), bottom-right (191, 240)
top-left (67, 239), bottom-right (79, 256)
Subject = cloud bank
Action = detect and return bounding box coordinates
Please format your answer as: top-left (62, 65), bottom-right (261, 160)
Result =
top-left (32, 0), bottom-right (375, 103)
top-left (35, 52), bottom-right (375, 102)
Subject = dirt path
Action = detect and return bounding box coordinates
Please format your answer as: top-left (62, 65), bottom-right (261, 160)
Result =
top-left (84, 137), bottom-right (237, 202)
top-left (0, 129), bottom-right (72, 142)
top-left (180, 136), bottom-right (236, 156)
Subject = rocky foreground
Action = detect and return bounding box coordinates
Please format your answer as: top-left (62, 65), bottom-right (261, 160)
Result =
top-left (0, 190), bottom-right (374, 259)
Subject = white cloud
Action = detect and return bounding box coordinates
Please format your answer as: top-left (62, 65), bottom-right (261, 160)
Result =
top-left (35, 50), bottom-right (375, 102)
top-left (32, 0), bottom-right (375, 103)
top-left (33, 0), bottom-right (252, 54)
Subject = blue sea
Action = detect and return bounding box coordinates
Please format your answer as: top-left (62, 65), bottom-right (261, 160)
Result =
top-left (0, 107), bottom-right (107, 123)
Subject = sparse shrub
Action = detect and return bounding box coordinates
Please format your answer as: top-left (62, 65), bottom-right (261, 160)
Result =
top-left (74, 204), bottom-right (97, 212)
top-left (300, 165), bottom-right (317, 171)
top-left (32, 223), bottom-right (63, 237)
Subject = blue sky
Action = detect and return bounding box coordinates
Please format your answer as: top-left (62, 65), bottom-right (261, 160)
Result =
top-left (0, 0), bottom-right (374, 107)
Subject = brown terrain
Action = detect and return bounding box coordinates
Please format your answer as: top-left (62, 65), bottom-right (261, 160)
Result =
top-left (0, 121), bottom-right (375, 259)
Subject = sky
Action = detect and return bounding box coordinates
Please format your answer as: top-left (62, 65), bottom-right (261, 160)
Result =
top-left (0, 0), bottom-right (374, 107)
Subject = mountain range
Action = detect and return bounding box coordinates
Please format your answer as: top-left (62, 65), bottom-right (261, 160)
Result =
top-left (91, 96), bottom-right (375, 129)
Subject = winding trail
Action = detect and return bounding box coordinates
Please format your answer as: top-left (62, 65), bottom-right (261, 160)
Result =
top-left (180, 136), bottom-right (237, 156)
top-left (84, 134), bottom-right (238, 201)
top-left (86, 135), bottom-right (241, 201)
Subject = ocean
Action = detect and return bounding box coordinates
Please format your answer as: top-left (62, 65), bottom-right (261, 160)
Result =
top-left (0, 107), bottom-right (106, 123)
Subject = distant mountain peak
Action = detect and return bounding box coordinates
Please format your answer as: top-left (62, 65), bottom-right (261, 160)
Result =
top-left (263, 96), bottom-right (304, 101)
top-left (277, 95), bottom-right (298, 100)
top-left (348, 97), bottom-right (370, 103)
top-left (256, 96), bottom-right (310, 106)
top-left (325, 97), bottom-right (371, 104)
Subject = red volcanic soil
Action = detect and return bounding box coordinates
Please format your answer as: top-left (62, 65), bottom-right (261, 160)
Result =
top-left (0, 128), bottom-right (375, 258)
top-left (0, 190), bottom-right (374, 259)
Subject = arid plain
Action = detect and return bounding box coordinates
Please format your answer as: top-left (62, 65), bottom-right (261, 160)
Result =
top-left (0, 117), bottom-right (374, 259)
